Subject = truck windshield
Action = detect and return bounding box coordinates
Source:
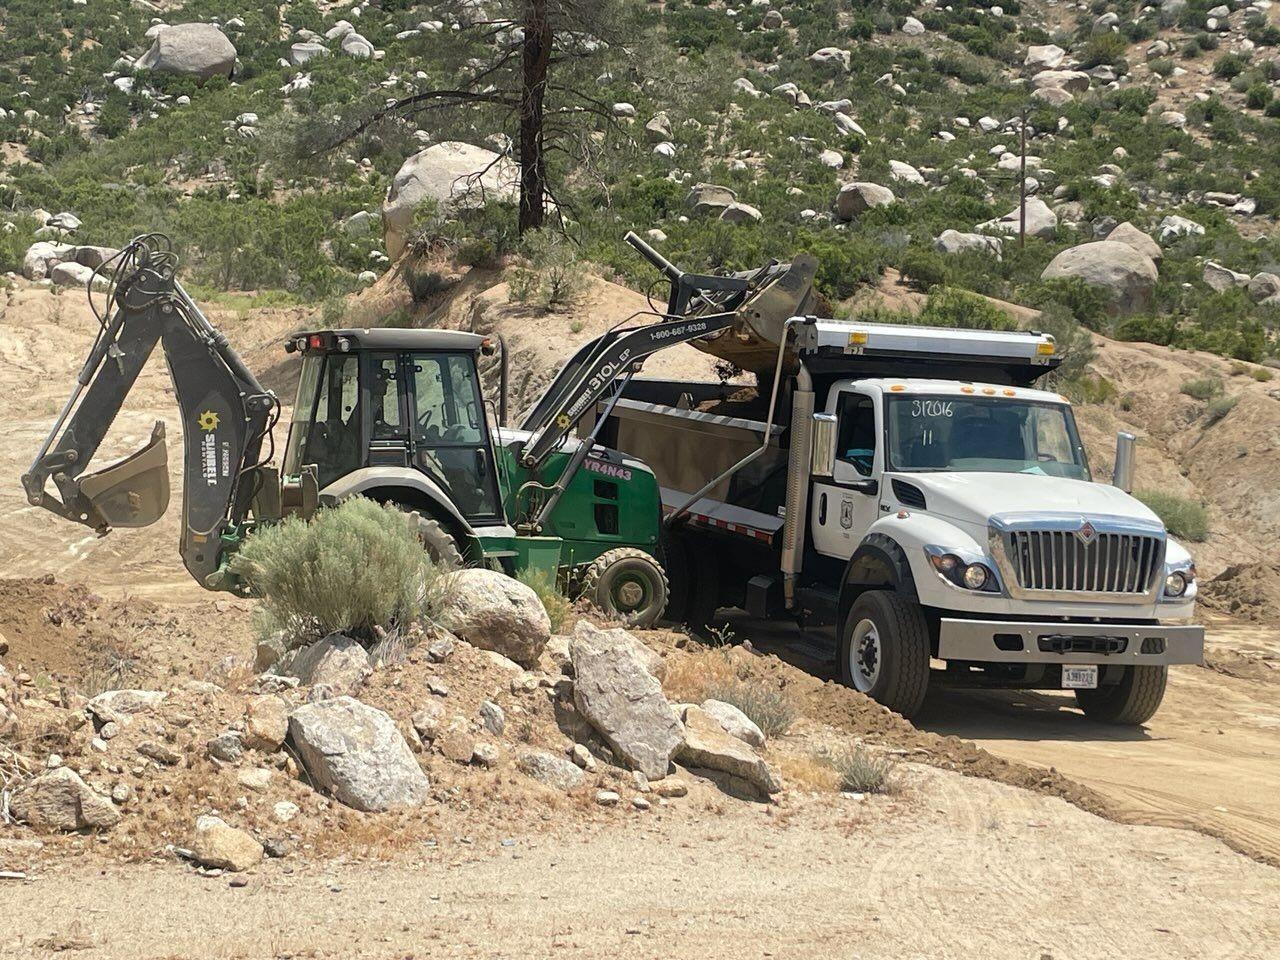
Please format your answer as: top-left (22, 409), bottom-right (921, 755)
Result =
top-left (886, 395), bottom-right (1089, 479)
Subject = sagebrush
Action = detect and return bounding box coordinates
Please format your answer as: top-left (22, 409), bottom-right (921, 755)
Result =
top-left (231, 498), bottom-right (449, 645)
top-left (517, 568), bottom-right (573, 633)
top-left (1134, 490), bottom-right (1210, 542)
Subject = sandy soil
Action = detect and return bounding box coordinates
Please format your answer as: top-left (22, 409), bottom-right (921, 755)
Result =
top-left (3, 763), bottom-right (1278, 960)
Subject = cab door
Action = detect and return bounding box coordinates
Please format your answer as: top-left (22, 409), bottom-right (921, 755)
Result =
top-left (811, 388), bottom-right (884, 558)
top-left (406, 352), bottom-right (504, 522)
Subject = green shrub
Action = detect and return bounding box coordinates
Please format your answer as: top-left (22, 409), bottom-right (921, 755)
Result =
top-left (1204, 394), bottom-right (1238, 423)
top-left (231, 498), bottom-right (445, 644)
top-left (509, 229), bottom-right (586, 310)
top-left (1267, 99), bottom-right (1280, 119)
top-left (1070, 373), bottom-right (1118, 405)
top-left (1213, 53), bottom-right (1246, 78)
top-left (702, 677), bottom-right (797, 738)
top-left (1246, 83), bottom-right (1273, 110)
top-left (1180, 376), bottom-right (1223, 400)
top-left (899, 246), bottom-right (948, 290)
top-left (1253, 367), bottom-right (1274, 382)
top-left (1148, 57), bottom-right (1175, 77)
top-left (1081, 32), bottom-right (1127, 68)
top-left (517, 568), bottom-right (572, 633)
top-left (1134, 490), bottom-right (1210, 541)
top-left (825, 745), bottom-right (896, 794)
top-left (1028, 277), bottom-right (1110, 331)
top-left (914, 287), bottom-right (1017, 330)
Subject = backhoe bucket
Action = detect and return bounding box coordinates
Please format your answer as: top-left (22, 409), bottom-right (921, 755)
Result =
top-left (78, 421), bottom-right (171, 528)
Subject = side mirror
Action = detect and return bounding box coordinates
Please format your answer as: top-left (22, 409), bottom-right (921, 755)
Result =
top-left (1113, 431), bottom-right (1136, 493)
top-left (811, 413), bottom-right (838, 478)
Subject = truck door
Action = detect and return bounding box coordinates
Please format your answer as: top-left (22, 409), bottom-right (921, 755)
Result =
top-left (811, 389), bottom-right (883, 558)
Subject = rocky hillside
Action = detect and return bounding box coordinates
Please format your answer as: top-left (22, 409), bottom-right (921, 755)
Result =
top-left (0, 0), bottom-right (1278, 365)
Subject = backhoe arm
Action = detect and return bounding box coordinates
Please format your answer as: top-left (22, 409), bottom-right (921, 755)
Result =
top-left (22, 235), bottom-right (277, 588)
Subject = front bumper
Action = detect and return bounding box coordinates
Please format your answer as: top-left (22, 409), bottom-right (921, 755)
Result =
top-left (938, 618), bottom-right (1204, 666)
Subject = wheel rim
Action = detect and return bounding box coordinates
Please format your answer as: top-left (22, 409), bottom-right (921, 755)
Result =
top-left (849, 618), bottom-right (882, 692)
top-left (611, 574), bottom-right (649, 614)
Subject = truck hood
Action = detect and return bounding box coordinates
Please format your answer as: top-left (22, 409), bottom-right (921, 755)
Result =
top-left (893, 472), bottom-right (1163, 530)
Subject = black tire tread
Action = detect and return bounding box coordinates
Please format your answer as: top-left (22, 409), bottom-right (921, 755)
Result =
top-left (1075, 665), bottom-right (1167, 725)
top-left (841, 590), bottom-right (930, 719)
top-left (413, 513), bottom-right (464, 568)
top-left (581, 547), bottom-right (670, 628)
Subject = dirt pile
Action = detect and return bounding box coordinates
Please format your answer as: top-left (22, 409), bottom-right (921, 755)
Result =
top-left (0, 576), bottom-right (253, 689)
top-left (1200, 562), bottom-right (1280, 623)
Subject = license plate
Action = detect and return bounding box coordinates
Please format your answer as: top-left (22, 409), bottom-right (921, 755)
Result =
top-left (1062, 665), bottom-right (1098, 689)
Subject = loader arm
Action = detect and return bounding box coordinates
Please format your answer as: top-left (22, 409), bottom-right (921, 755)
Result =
top-left (21, 235), bottom-right (278, 589)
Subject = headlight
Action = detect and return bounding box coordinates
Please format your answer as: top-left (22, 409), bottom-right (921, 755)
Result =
top-left (963, 563), bottom-right (990, 590)
top-left (928, 550), bottom-right (998, 592)
top-left (1164, 571), bottom-right (1188, 598)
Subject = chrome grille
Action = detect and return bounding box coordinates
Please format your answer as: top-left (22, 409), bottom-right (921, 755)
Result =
top-left (1003, 529), bottom-right (1162, 595)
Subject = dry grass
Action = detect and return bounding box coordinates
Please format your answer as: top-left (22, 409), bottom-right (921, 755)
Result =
top-left (825, 744), bottom-right (897, 794)
top-left (664, 647), bottom-right (798, 737)
top-left (516, 568), bottom-right (573, 633)
top-left (777, 753), bottom-right (841, 793)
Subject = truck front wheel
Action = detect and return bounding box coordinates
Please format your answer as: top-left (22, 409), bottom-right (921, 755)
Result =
top-left (1074, 665), bottom-right (1167, 725)
top-left (839, 590), bottom-right (930, 719)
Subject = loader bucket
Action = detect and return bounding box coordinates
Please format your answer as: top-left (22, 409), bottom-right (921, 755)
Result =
top-left (77, 421), bottom-right (171, 528)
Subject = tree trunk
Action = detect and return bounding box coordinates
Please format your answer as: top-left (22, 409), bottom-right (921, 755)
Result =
top-left (518, 0), bottom-right (551, 234)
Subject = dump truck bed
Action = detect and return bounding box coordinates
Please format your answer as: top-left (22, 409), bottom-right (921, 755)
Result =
top-left (597, 383), bottom-right (788, 544)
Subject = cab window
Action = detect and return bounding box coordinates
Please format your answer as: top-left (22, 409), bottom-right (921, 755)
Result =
top-left (836, 393), bottom-right (876, 477)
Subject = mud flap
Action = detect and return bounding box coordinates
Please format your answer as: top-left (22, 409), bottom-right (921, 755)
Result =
top-left (77, 421), bottom-right (171, 528)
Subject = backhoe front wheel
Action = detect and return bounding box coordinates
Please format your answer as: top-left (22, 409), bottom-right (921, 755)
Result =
top-left (581, 548), bottom-right (669, 628)
top-left (1075, 665), bottom-right (1167, 725)
top-left (838, 590), bottom-right (930, 719)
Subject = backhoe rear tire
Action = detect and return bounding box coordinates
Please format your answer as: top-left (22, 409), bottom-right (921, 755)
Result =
top-left (410, 512), bottom-right (464, 568)
top-left (581, 548), bottom-right (669, 628)
top-left (1074, 665), bottom-right (1167, 725)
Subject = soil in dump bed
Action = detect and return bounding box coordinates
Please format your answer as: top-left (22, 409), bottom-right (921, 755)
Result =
top-left (0, 575), bottom-right (253, 688)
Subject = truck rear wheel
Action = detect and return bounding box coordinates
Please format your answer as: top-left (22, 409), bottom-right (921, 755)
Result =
top-left (581, 548), bottom-right (670, 628)
top-left (839, 590), bottom-right (930, 719)
top-left (1074, 665), bottom-right (1167, 725)
top-left (660, 531), bottom-right (721, 637)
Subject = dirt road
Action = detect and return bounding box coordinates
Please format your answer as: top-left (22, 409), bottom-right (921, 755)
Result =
top-left (3, 765), bottom-right (1278, 960)
top-left (735, 613), bottom-right (1280, 867)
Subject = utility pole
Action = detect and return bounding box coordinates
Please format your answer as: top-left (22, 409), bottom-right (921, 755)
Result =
top-left (1019, 107), bottom-right (1028, 250)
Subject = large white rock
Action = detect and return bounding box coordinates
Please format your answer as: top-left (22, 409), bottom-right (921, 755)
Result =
top-left (720, 202), bottom-right (762, 224)
top-left (1025, 44), bottom-right (1066, 69)
top-left (686, 182), bottom-right (737, 217)
top-left (85, 689), bottom-right (167, 726)
top-left (678, 706), bottom-right (781, 794)
top-left (49, 261), bottom-right (108, 290)
top-left (437, 568), bottom-right (550, 667)
top-left (21, 241), bottom-right (73, 281)
top-left (288, 42), bottom-right (329, 66)
top-left (288, 697), bottom-right (430, 812)
top-left (934, 229), bottom-right (1003, 259)
top-left (1203, 261), bottom-right (1250, 292)
top-left (136, 23), bottom-right (236, 83)
top-left (1247, 272), bottom-right (1280, 304)
top-left (977, 197), bottom-right (1058, 240)
top-left (286, 633), bottom-right (371, 696)
top-left (1105, 222), bottom-right (1162, 264)
top-left (1041, 241), bottom-right (1158, 316)
top-left (11, 767), bottom-right (121, 831)
top-left (340, 32), bottom-right (375, 58)
top-left (700, 699), bottom-right (766, 747)
top-left (382, 142), bottom-right (518, 259)
top-left (1031, 70), bottom-right (1090, 93)
top-left (516, 751), bottom-right (585, 791)
top-left (834, 182), bottom-right (894, 221)
top-left (571, 621), bottom-right (683, 781)
top-left (190, 815), bottom-right (263, 871)
top-left (1158, 214), bottom-right (1204, 244)
top-left (889, 160), bottom-right (925, 185)
top-left (901, 16), bottom-right (925, 35)
top-left (833, 112), bottom-right (867, 138)
top-left (809, 47), bottom-right (851, 69)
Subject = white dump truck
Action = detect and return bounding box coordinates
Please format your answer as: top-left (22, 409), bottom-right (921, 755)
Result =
top-left (593, 234), bottom-right (1203, 724)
